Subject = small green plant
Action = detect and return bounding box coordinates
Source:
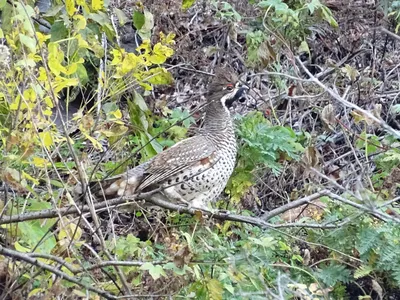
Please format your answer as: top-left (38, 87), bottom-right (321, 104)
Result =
top-left (245, 0), bottom-right (337, 67)
top-left (226, 111), bottom-right (304, 204)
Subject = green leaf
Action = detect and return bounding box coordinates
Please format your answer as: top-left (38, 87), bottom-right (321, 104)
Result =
top-left (0, 3), bottom-right (13, 34)
top-left (18, 219), bottom-right (57, 254)
top-left (317, 264), bottom-right (351, 286)
top-left (0, 0), bottom-right (6, 10)
top-left (138, 10), bottom-right (154, 40)
top-left (43, 4), bottom-right (64, 17)
top-left (298, 40), bottom-right (310, 55)
top-left (182, 0), bottom-right (195, 10)
top-left (307, 0), bottom-right (320, 14)
top-left (114, 8), bottom-right (128, 25)
top-left (133, 11), bottom-right (145, 30)
top-left (19, 34), bottom-right (36, 53)
top-left (76, 64), bottom-right (89, 85)
top-left (356, 228), bottom-right (380, 255)
top-left (133, 91), bottom-right (148, 111)
top-left (50, 21), bottom-right (69, 42)
top-left (354, 265), bottom-right (373, 279)
top-left (88, 12), bottom-right (110, 26)
top-left (140, 262), bottom-right (166, 280)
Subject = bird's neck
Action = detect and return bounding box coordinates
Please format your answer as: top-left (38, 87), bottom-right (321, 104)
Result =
top-left (202, 100), bottom-right (234, 136)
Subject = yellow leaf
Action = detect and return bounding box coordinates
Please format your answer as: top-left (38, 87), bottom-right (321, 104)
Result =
top-left (207, 278), bottom-right (223, 300)
top-left (53, 76), bottom-right (79, 93)
top-left (160, 32), bottom-right (176, 45)
top-left (76, 34), bottom-right (89, 48)
top-left (23, 88), bottom-right (36, 102)
top-left (65, 0), bottom-right (76, 16)
top-left (9, 95), bottom-right (22, 110)
top-left (351, 110), bottom-right (365, 124)
top-left (121, 53), bottom-right (143, 74)
top-left (48, 43), bottom-right (66, 76)
top-left (32, 156), bottom-right (49, 168)
top-left (37, 67), bottom-right (47, 81)
top-left (14, 241), bottom-right (30, 253)
top-left (22, 171), bottom-right (40, 184)
top-left (83, 133), bottom-right (104, 150)
top-left (43, 109), bottom-right (52, 116)
top-left (39, 131), bottom-right (53, 148)
top-left (73, 15), bottom-right (87, 30)
top-left (64, 62), bottom-right (78, 75)
top-left (112, 109), bottom-right (122, 119)
top-left (36, 32), bottom-right (50, 45)
top-left (111, 49), bottom-right (123, 65)
top-left (28, 288), bottom-right (45, 298)
top-left (136, 40), bottom-right (151, 55)
top-left (59, 222), bottom-right (82, 240)
top-left (92, 0), bottom-right (104, 11)
top-left (44, 96), bottom-right (54, 108)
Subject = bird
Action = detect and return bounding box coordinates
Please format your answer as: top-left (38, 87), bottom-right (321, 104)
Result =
top-left (95, 68), bottom-right (247, 210)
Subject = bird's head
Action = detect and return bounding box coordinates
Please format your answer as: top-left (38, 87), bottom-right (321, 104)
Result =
top-left (207, 68), bottom-right (248, 109)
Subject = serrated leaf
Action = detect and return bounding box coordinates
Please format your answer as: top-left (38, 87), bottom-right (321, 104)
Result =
top-left (354, 265), bottom-right (373, 279)
top-left (317, 264), bottom-right (351, 286)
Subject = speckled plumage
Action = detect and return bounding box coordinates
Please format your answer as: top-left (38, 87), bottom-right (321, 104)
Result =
top-left (102, 69), bottom-right (247, 210)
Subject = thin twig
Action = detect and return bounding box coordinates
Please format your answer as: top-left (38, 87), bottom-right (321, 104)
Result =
top-left (0, 245), bottom-right (117, 299)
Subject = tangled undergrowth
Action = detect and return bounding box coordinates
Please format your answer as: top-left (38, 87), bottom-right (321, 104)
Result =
top-left (0, 0), bottom-right (400, 299)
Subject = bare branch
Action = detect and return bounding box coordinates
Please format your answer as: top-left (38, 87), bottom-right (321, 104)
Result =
top-left (260, 190), bottom-right (329, 220)
top-left (295, 57), bottom-right (400, 140)
top-left (0, 245), bottom-right (117, 299)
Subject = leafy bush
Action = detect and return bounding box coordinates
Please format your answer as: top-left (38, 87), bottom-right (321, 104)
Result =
top-left (227, 111), bottom-right (304, 204)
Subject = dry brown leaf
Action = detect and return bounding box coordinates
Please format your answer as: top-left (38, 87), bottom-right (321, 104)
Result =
top-left (302, 146), bottom-right (321, 168)
top-left (320, 104), bottom-right (336, 131)
top-left (173, 244), bottom-right (192, 268)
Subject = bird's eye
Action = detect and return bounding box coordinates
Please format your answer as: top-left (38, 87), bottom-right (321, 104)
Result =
top-left (226, 84), bottom-right (234, 91)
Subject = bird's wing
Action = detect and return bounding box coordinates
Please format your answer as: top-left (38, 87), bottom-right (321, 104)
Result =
top-left (136, 135), bottom-right (216, 191)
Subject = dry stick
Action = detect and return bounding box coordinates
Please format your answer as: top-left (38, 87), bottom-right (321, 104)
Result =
top-left (295, 56), bottom-right (400, 140)
top-left (260, 189), bottom-right (329, 220)
top-left (0, 190), bottom-right (339, 229)
top-left (0, 245), bottom-right (117, 300)
top-left (310, 168), bottom-right (400, 223)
